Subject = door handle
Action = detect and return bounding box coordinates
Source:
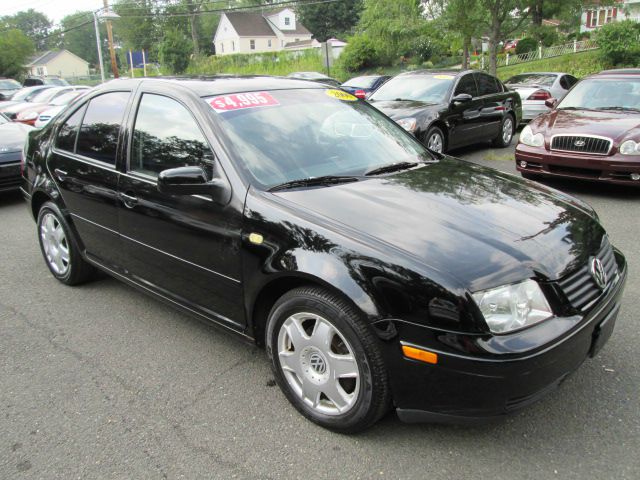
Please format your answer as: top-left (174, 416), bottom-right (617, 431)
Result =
top-left (54, 168), bottom-right (67, 181)
top-left (120, 191), bottom-right (138, 208)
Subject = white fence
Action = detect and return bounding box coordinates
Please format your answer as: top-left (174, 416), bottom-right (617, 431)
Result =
top-left (480, 39), bottom-right (599, 70)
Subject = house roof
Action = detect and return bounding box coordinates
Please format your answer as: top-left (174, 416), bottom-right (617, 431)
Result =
top-left (284, 39), bottom-right (316, 48)
top-left (223, 11), bottom-right (311, 37)
top-left (26, 50), bottom-right (89, 66)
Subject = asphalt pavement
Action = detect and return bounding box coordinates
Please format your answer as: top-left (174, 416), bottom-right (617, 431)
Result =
top-left (1, 136), bottom-right (639, 479)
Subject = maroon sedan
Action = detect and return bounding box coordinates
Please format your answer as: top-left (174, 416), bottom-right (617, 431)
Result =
top-left (515, 69), bottom-right (640, 186)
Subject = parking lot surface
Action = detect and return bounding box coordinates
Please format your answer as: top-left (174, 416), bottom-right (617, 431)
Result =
top-left (1, 137), bottom-right (639, 479)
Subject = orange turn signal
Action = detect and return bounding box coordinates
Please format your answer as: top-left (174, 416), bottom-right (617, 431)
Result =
top-left (402, 345), bottom-right (438, 364)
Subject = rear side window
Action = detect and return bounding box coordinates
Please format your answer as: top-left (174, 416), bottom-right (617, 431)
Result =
top-left (476, 73), bottom-right (499, 96)
top-left (454, 74), bottom-right (478, 97)
top-left (76, 92), bottom-right (129, 165)
top-left (560, 75), bottom-right (578, 90)
top-left (55, 105), bottom-right (86, 152)
top-left (130, 94), bottom-right (213, 177)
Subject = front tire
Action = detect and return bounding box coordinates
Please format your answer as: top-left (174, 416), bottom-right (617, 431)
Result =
top-left (266, 287), bottom-right (390, 433)
top-left (493, 114), bottom-right (514, 148)
top-left (37, 201), bottom-right (95, 285)
top-left (423, 126), bottom-right (445, 154)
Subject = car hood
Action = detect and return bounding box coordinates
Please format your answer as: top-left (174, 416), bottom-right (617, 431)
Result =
top-left (1, 102), bottom-right (42, 115)
top-left (369, 100), bottom-right (444, 120)
top-left (532, 108), bottom-right (640, 143)
top-left (273, 157), bottom-right (604, 291)
top-left (0, 122), bottom-right (33, 151)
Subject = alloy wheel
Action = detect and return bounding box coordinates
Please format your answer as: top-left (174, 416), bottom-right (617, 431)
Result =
top-left (427, 132), bottom-right (444, 153)
top-left (277, 312), bottom-right (360, 415)
top-left (502, 117), bottom-right (513, 144)
top-left (40, 212), bottom-right (70, 275)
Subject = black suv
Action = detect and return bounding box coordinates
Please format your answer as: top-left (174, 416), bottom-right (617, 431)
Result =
top-left (368, 70), bottom-right (522, 153)
top-left (21, 77), bottom-right (625, 432)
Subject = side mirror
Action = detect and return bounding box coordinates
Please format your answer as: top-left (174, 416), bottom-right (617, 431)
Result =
top-left (545, 98), bottom-right (558, 109)
top-left (157, 166), bottom-right (231, 204)
top-left (451, 93), bottom-right (473, 104)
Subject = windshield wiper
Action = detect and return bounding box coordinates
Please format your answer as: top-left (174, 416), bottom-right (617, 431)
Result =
top-left (268, 175), bottom-right (360, 192)
top-left (365, 161), bottom-right (419, 176)
top-left (595, 106), bottom-right (640, 112)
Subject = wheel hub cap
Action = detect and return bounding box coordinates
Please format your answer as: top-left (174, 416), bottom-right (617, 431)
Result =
top-left (277, 312), bottom-right (360, 415)
top-left (40, 213), bottom-right (70, 275)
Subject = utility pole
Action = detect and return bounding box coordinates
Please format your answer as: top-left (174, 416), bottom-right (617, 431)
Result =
top-left (103, 0), bottom-right (119, 78)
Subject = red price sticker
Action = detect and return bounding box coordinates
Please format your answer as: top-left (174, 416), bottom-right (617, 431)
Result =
top-left (209, 92), bottom-right (279, 113)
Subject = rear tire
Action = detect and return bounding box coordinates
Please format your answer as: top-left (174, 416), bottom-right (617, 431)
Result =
top-left (492, 114), bottom-right (514, 148)
top-left (266, 286), bottom-right (391, 433)
top-left (37, 201), bottom-right (95, 285)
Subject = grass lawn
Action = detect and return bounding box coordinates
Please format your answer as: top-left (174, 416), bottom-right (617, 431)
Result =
top-left (495, 50), bottom-right (608, 80)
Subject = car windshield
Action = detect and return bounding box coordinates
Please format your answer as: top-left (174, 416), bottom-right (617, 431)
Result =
top-left (11, 87), bottom-right (49, 102)
top-left (369, 74), bottom-right (454, 103)
top-left (0, 79), bottom-right (20, 89)
top-left (44, 78), bottom-right (69, 86)
top-left (505, 74), bottom-right (556, 87)
top-left (288, 72), bottom-right (326, 80)
top-left (207, 89), bottom-right (433, 189)
top-left (50, 91), bottom-right (81, 106)
top-left (31, 88), bottom-right (66, 104)
top-left (342, 76), bottom-right (379, 88)
top-left (558, 78), bottom-right (640, 110)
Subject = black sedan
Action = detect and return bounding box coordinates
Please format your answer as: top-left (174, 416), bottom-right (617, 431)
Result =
top-left (21, 77), bottom-right (625, 432)
top-left (341, 75), bottom-right (391, 99)
top-left (369, 70), bottom-right (522, 153)
top-left (0, 112), bottom-right (32, 192)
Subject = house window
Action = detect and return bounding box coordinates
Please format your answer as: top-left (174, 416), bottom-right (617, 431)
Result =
top-left (295, 38), bottom-right (299, 42)
top-left (284, 17), bottom-right (290, 26)
top-left (220, 43), bottom-right (224, 53)
top-left (281, 40), bottom-right (284, 47)
top-left (250, 40), bottom-right (255, 50)
top-left (606, 9), bottom-right (613, 23)
top-left (232, 41), bottom-right (235, 51)
top-left (268, 39), bottom-right (272, 48)
top-left (598, 9), bottom-right (606, 26)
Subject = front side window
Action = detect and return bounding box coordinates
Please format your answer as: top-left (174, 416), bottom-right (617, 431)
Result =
top-left (476, 73), bottom-right (499, 96)
top-left (76, 91), bottom-right (129, 164)
top-left (131, 94), bottom-right (214, 177)
top-left (454, 74), bottom-right (478, 97)
top-left (55, 104), bottom-right (87, 152)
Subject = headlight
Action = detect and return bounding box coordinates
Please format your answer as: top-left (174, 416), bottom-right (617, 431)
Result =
top-left (519, 125), bottom-right (544, 147)
top-left (472, 279), bottom-right (553, 334)
top-left (619, 139), bottom-right (640, 155)
top-left (396, 117), bottom-right (417, 132)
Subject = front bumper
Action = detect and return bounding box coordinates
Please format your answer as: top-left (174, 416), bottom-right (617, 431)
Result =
top-left (515, 143), bottom-right (640, 185)
top-left (382, 251), bottom-right (627, 423)
top-left (0, 157), bottom-right (21, 192)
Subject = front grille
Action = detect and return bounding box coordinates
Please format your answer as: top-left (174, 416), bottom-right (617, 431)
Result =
top-left (557, 236), bottom-right (618, 311)
top-left (551, 135), bottom-right (611, 155)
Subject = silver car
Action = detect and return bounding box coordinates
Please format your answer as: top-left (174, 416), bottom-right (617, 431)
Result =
top-left (504, 72), bottom-right (578, 121)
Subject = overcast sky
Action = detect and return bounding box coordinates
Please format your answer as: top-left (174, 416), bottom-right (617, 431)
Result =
top-left (0, 0), bottom-right (106, 24)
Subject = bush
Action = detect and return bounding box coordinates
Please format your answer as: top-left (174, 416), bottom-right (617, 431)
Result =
top-left (338, 35), bottom-right (380, 72)
top-left (515, 37), bottom-right (538, 55)
top-left (159, 28), bottom-right (192, 74)
top-left (597, 20), bottom-right (640, 66)
top-left (528, 25), bottom-right (559, 47)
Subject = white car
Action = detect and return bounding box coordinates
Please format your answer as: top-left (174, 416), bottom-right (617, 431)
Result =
top-left (504, 72), bottom-right (578, 121)
top-left (34, 90), bottom-right (88, 128)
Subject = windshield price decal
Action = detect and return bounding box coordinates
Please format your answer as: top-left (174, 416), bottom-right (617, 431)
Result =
top-left (325, 89), bottom-right (357, 101)
top-left (209, 92), bottom-right (279, 112)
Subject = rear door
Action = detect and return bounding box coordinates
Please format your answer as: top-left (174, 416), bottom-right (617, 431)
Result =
top-left (117, 88), bottom-right (245, 329)
top-left (46, 90), bottom-right (131, 269)
top-left (474, 72), bottom-right (509, 138)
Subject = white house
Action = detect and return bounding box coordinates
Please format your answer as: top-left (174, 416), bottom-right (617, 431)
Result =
top-left (25, 50), bottom-right (90, 78)
top-left (213, 8), bottom-right (313, 55)
top-left (581, 1), bottom-right (640, 32)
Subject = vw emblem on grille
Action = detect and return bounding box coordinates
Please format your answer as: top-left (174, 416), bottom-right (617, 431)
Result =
top-left (574, 139), bottom-right (586, 147)
top-left (309, 352), bottom-right (326, 374)
top-left (590, 257), bottom-right (607, 290)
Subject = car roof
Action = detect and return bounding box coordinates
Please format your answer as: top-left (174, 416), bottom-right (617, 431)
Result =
top-left (594, 68), bottom-right (640, 76)
top-left (507, 72), bottom-right (564, 76)
top-left (95, 76), bottom-right (330, 97)
top-left (396, 70), bottom-right (469, 78)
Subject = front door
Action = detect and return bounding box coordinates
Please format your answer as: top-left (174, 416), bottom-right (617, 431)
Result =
top-left (117, 91), bottom-right (245, 328)
top-left (46, 91), bottom-right (130, 269)
top-left (446, 73), bottom-right (485, 148)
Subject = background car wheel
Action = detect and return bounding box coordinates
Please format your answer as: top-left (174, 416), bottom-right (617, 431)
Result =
top-left (266, 286), bottom-right (390, 433)
top-left (37, 201), bottom-right (95, 285)
top-left (423, 126), bottom-right (445, 154)
top-left (492, 115), bottom-right (514, 148)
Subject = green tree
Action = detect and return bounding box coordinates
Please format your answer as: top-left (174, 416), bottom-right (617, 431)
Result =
top-left (296, 0), bottom-right (363, 42)
top-left (60, 11), bottom-right (107, 67)
top-left (441, 0), bottom-right (486, 68)
top-left (480, 0), bottom-right (530, 75)
top-left (0, 29), bottom-right (34, 79)
top-left (597, 19), bottom-right (640, 66)
top-left (113, 0), bottom-right (159, 57)
top-left (0, 9), bottom-right (51, 50)
top-left (159, 27), bottom-right (192, 73)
